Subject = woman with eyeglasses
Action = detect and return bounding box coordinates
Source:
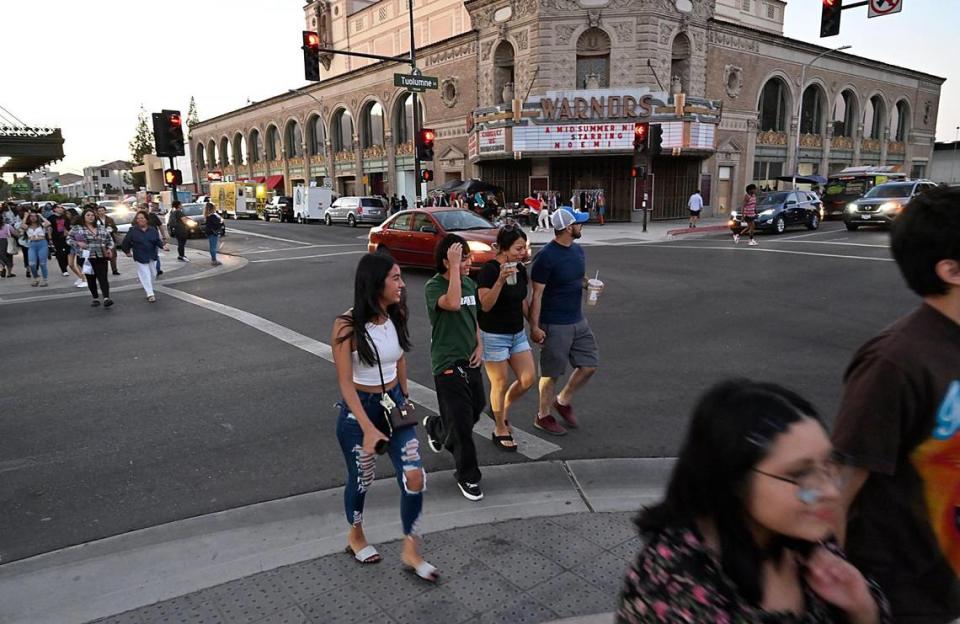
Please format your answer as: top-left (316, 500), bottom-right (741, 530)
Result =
top-left (616, 380), bottom-right (890, 624)
top-left (476, 225), bottom-right (534, 451)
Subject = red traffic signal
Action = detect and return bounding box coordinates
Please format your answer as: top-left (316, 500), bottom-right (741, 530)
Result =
top-left (630, 165), bottom-right (646, 179)
top-left (302, 31), bottom-right (321, 81)
top-left (821, 0), bottom-right (842, 37)
top-left (169, 113), bottom-right (181, 127)
top-left (416, 128), bottom-right (436, 161)
top-left (420, 169), bottom-right (434, 183)
top-left (152, 109), bottom-right (185, 157)
top-left (164, 169), bottom-right (183, 186)
top-left (634, 122), bottom-right (649, 150)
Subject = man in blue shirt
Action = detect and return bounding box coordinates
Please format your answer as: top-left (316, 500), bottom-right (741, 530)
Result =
top-left (529, 206), bottom-right (600, 435)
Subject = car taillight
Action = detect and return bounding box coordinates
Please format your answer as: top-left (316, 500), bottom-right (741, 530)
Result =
top-left (357, 206), bottom-right (364, 214)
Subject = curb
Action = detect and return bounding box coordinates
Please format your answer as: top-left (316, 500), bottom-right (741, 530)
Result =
top-left (0, 457), bottom-right (674, 624)
top-left (664, 224), bottom-right (730, 237)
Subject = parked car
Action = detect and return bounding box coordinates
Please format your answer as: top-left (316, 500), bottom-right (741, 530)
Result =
top-left (326, 196), bottom-right (388, 227)
top-left (821, 167), bottom-right (907, 219)
top-left (177, 202), bottom-right (209, 238)
top-left (729, 190), bottom-right (822, 234)
top-left (369, 208), bottom-right (523, 272)
top-left (843, 180), bottom-right (937, 230)
top-left (263, 196), bottom-right (294, 222)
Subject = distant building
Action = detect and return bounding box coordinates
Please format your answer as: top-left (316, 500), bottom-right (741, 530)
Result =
top-left (58, 173), bottom-right (84, 198)
top-left (82, 160), bottom-right (134, 198)
top-left (930, 141), bottom-right (960, 185)
top-left (26, 169), bottom-right (60, 194)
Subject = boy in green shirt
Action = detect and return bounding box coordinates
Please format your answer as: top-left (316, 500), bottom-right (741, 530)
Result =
top-left (423, 234), bottom-right (486, 501)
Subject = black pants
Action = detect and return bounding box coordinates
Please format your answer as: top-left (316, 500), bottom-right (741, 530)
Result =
top-left (85, 257), bottom-right (110, 299)
top-left (51, 238), bottom-right (70, 273)
top-left (176, 236), bottom-right (187, 259)
top-left (20, 245), bottom-right (29, 270)
top-left (429, 364), bottom-right (486, 484)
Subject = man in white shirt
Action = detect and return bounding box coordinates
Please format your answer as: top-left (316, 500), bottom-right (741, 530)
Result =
top-left (688, 189), bottom-right (704, 228)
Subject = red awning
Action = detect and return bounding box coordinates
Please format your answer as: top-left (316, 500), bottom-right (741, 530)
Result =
top-left (265, 175), bottom-right (284, 190)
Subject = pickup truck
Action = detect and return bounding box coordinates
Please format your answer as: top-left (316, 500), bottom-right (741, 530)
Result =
top-left (263, 196), bottom-right (294, 222)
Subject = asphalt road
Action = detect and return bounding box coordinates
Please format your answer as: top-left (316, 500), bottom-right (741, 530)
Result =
top-left (0, 218), bottom-right (916, 563)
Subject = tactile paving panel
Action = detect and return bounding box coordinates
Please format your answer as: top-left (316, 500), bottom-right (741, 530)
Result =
top-left (549, 512), bottom-right (636, 549)
top-left (527, 571), bottom-right (617, 618)
top-left (208, 575), bottom-right (293, 624)
top-left (477, 594), bottom-right (559, 624)
top-left (137, 592), bottom-right (226, 624)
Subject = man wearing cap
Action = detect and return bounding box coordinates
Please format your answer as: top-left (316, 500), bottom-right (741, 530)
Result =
top-left (528, 206), bottom-right (600, 435)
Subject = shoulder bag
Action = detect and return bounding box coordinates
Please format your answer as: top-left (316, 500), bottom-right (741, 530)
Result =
top-left (371, 335), bottom-right (417, 434)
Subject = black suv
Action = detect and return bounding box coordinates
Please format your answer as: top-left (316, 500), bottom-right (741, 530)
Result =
top-left (843, 180), bottom-right (936, 230)
top-left (264, 196), bottom-right (294, 222)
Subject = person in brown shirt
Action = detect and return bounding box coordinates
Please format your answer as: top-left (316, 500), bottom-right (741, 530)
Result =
top-left (832, 185), bottom-right (960, 623)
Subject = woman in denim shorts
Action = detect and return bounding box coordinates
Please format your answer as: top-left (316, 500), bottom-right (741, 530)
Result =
top-left (476, 226), bottom-right (535, 451)
top-left (331, 252), bottom-right (437, 581)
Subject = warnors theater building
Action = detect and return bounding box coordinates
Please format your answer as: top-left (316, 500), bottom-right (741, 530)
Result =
top-left (190, 0), bottom-right (943, 222)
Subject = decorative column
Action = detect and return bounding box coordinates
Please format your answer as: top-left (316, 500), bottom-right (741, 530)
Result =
top-left (879, 128), bottom-right (889, 166)
top-left (821, 122), bottom-right (833, 176)
top-left (853, 124), bottom-right (863, 166)
top-left (745, 117), bottom-right (758, 187)
top-left (353, 134), bottom-right (363, 194)
top-left (787, 118), bottom-right (799, 175)
top-left (385, 131), bottom-right (397, 195)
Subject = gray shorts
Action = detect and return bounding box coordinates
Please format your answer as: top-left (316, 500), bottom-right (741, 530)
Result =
top-left (540, 320), bottom-right (599, 378)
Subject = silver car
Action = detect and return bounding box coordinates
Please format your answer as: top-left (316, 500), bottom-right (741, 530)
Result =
top-left (325, 196), bottom-right (388, 227)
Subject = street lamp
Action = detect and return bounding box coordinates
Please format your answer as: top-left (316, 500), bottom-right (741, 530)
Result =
top-left (289, 88), bottom-right (322, 106)
top-left (793, 44), bottom-right (852, 189)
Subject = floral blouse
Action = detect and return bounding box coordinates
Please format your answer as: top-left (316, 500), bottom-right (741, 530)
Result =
top-left (616, 526), bottom-right (892, 624)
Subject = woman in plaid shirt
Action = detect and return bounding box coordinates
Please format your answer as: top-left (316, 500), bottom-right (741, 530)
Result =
top-left (67, 206), bottom-right (116, 307)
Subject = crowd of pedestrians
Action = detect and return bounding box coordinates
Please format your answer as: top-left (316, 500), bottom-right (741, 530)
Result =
top-left (331, 186), bottom-right (959, 623)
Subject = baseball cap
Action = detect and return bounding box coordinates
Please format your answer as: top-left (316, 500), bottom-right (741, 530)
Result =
top-left (550, 206), bottom-right (589, 230)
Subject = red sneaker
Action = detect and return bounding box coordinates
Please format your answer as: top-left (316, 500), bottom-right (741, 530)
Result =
top-left (534, 414), bottom-right (567, 436)
top-left (553, 399), bottom-right (579, 429)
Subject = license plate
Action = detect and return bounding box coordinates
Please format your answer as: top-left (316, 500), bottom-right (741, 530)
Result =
top-left (861, 214), bottom-right (870, 220)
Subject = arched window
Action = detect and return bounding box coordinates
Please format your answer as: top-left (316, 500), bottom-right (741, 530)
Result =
top-left (832, 90), bottom-right (857, 137)
top-left (196, 144), bottom-right (206, 170)
top-left (207, 140), bottom-right (217, 169)
top-left (393, 93), bottom-right (422, 145)
top-left (493, 41), bottom-right (515, 104)
top-left (360, 102), bottom-right (385, 148)
top-left (233, 133), bottom-right (246, 166)
top-left (669, 33), bottom-right (691, 94)
top-left (249, 129), bottom-right (262, 163)
top-left (308, 114), bottom-right (326, 156)
top-left (266, 125), bottom-right (281, 160)
top-left (758, 78), bottom-right (790, 132)
top-left (892, 100), bottom-right (910, 142)
top-left (864, 95), bottom-right (886, 140)
top-left (284, 120), bottom-right (303, 158)
top-left (219, 137), bottom-right (230, 167)
top-left (800, 84), bottom-right (826, 134)
top-left (577, 28), bottom-right (611, 89)
top-left (332, 109), bottom-right (355, 152)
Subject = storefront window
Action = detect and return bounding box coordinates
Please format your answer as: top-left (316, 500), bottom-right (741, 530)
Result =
top-left (758, 78), bottom-right (790, 132)
top-left (577, 28), bottom-right (610, 89)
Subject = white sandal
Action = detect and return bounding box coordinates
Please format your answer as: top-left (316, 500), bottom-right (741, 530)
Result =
top-left (404, 560), bottom-right (439, 583)
top-left (345, 544), bottom-right (381, 565)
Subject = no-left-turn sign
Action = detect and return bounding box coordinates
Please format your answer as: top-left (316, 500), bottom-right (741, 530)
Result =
top-left (869, 0), bottom-right (902, 18)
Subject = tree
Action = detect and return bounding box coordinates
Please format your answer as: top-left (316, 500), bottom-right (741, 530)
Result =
top-left (186, 96), bottom-right (199, 140)
top-left (129, 105), bottom-right (154, 166)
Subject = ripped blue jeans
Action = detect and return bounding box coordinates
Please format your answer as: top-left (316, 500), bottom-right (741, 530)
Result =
top-left (336, 385), bottom-right (423, 535)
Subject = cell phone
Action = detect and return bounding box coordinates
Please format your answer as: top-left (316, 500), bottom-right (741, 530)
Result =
top-left (374, 438), bottom-right (389, 455)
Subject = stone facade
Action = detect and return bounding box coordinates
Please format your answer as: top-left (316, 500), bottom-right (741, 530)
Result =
top-left (190, 0), bottom-right (943, 217)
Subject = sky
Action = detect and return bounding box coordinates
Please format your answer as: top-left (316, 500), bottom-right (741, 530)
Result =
top-left (1, 0), bottom-right (957, 181)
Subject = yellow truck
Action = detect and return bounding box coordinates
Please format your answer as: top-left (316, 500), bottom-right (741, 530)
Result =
top-left (209, 182), bottom-right (260, 219)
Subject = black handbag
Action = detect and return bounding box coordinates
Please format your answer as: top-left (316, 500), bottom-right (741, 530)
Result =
top-left (371, 337), bottom-right (417, 433)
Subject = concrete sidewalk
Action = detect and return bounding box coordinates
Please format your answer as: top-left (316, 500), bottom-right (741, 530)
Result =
top-left (525, 217), bottom-right (729, 247)
top-left (0, 458), bottom-right (674, 624)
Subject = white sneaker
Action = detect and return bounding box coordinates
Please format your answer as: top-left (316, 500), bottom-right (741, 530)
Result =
top-left (75, 279), bottom-right (86, 288)
top-left (748, 239), bottom-right (758, 246)
top-left (62, 271), bottom-right (69, 277)
top-left (733, 233), bottom-right (740, 244)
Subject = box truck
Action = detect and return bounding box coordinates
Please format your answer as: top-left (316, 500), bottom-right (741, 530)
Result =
top-left (210, 182), bottom-right (259, 219)
top-left (293, 186), bottom-right (336, 223)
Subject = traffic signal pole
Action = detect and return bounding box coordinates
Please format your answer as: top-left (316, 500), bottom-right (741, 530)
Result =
top-left (169, 155), bottom-right (177, 201)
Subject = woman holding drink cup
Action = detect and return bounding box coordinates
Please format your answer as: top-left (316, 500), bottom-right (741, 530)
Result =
top-left (477, 225), bottom-right (535, 451)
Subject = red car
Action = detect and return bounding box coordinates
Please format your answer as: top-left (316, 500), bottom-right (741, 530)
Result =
top-left (368, 208), bottom-right (501, 272)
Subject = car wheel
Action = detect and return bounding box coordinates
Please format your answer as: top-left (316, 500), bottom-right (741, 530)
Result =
top-left (325, 214), bottom-right (333, 226)
top-left (806, 214), bottom-right (820, 230)
top-left (774, 216), bottom-right (786, 234)
top-left (348, 214), bottom-right (356, 228)
top-left (845, 223), bottom-right (859, 231)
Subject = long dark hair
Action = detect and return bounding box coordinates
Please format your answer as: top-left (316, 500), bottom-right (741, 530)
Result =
top-left (496, 225), bottom-right (527, 254)
top-left (636, 379), bottom-right (820, 606)
top-left (336, 252), bottom-right (411, 366)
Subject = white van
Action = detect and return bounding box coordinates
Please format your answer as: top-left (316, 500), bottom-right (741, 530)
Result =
top-left (292, 186), bottom-right (335, 223)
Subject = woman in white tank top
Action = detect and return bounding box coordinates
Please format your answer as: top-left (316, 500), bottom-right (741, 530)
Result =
top-left (331, 252), bottom-right (437, 581)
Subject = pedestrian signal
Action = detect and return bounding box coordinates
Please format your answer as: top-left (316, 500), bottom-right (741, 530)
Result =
top-left (164, 169), bottom-right (183, 186)
top-left (416, 128), bottom-right (436, 161)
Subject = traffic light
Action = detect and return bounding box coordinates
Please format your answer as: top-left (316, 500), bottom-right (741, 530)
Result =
top-left (633, 122), bottom-right (649, 152)
top-left (630, 165), bottom-right (646, 179)
top-left (416, 128), bottom-right (436, 161)
top-left (820, 0), bottom-right (842, 37)
top-left (420, 169), bottom-right (434, 183)
top-left (164, 169), bottom-right (183, 186)
top-left (648, 124), bottom-right (663, 156)
top-left (152, 110), bottom-right (185, 157)
top-left (302, 31), bottom-right (321, 81)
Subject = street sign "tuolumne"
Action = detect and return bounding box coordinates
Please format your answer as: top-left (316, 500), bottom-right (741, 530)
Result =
top-left (394, 73), bottom-right (438, 92)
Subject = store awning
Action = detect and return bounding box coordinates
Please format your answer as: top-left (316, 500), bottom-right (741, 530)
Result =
top-left (0, 127), bottom-right (65, 173)
top-left (265, 175), bottom-right (284, 190)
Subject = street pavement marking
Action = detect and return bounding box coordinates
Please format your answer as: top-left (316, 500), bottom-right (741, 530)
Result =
top-left (154, 286), bottom-right (561, 460)
top-left (221, 226), bottom-right (315, 246)
top-left (243, 243), bottom-right (363, 255)
top-left (770, 240), bottom-right (887, 249)
top-left (249, 250), bottom-right (368, 263)
top-left (635, 243), bottom-right (894, 262)
top-left (776, 228), bottom-right (849, 241)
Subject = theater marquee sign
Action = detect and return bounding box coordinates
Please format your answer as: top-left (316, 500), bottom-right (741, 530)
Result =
top-left (513, 123), bottom-right (634, 153)
top-left (538, 94), bottom-right (655, 121)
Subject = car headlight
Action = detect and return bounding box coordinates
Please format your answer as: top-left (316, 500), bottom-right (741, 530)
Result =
top-left (846, 203), bottom-right (858, 212)
top-left (879, 202), bottom-right (901, 214)
top-left (184, 218), bottom-right (198, 227)
top-left (467, 241), bottom-right (492, 253)
top-left (758, 209), bottom-right (775, 217)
